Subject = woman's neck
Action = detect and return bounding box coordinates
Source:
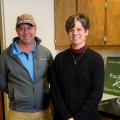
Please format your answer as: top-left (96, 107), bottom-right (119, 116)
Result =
top-left (70, 44), bottom-right (87, 53)
top-left (71, 43), bottom-right (86, 50)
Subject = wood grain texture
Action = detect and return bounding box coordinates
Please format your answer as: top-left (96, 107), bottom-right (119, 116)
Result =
top-left (55, 0), bottom-right (120, 50)
top-left (77, 0), bottom-right (105, 46)
top-left (55, 0), bottom-right (76, 47)
top-left (106, 0), bottom-right (120, 45)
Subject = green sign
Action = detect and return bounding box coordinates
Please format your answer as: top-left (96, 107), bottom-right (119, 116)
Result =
top-left (104, 57), bottom-right (120, 96)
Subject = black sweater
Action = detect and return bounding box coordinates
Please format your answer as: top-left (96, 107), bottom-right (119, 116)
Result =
top-left (50, 48), bottom-right (104, 120)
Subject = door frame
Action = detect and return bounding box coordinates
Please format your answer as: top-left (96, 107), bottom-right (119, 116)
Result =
top-left (0, 0), bottom-right (7, 120)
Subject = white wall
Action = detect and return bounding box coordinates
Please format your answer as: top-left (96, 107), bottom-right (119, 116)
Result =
top-left (3, 0), bottom-right (58, 57)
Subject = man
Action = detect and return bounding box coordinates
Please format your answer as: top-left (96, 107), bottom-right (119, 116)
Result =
top-left (0, 13), bottom-right (53, 120)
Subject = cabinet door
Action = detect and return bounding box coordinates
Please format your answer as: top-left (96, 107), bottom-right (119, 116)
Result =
top-left (106, 0), bottom-right (120, 45)
top-left (77, 0), bottom-right (105, 46)
top-left (55, 0), bottom-right (76, 49)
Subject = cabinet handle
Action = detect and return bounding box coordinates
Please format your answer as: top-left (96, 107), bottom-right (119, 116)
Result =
top-left (105, 1), bottom-right (108, 9)
top-left (103, 36), bottom-right (107, 45)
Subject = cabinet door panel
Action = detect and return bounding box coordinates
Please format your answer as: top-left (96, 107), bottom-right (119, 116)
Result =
top-left (106, 0), bottom-right (120, 45)
top-left (77, 0), bottom-right (105, 46)
top-left (55, 0), bottom-right (76, 49)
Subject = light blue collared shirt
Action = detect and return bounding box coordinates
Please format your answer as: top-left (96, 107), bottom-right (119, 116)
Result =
top-left (12, 41), bottom-right (35, 81)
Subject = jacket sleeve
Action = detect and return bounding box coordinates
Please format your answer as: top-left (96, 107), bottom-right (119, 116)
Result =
top-left (0, 54), bottom-right (7, 90)
top-left (47, 52), bottom-right (53, 83)
top-left (50, 57), bottom-right (72, 120)
top-left (74, 55), bottom-right (104, 120)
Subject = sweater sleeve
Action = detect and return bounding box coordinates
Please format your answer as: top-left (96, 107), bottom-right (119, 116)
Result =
top-left (50, 57), bottom-right (72, 120)
top-left (74, 55), bottom-right (104, 120)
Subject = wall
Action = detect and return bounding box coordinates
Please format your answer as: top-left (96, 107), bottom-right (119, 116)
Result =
top-left (3, 0), bottom-right (58, 57)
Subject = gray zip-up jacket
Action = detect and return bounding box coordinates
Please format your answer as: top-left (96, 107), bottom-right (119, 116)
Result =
top-left (0, 37), bottom-right (53, 112)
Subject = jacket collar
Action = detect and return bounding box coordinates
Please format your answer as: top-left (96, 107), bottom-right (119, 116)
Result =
top-left (10, 36), bottom-right (41, 56)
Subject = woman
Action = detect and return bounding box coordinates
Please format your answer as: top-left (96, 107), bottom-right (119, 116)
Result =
top-left (51, 13), bottom-right (104, 120)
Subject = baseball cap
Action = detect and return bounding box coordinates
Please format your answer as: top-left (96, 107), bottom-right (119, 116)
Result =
top-left (16, 13), bottom-right (36, 27)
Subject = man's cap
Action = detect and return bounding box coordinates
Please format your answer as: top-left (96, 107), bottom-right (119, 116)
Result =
top-left (16, 13), bottom-right (36, 27)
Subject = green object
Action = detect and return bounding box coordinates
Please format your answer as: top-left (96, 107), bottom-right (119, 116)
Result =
top-left (104, 57), bottom-right (120, 96)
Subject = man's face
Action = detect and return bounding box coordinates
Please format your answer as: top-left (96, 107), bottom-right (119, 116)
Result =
top-left (16, 24), bottom-right (36, 45)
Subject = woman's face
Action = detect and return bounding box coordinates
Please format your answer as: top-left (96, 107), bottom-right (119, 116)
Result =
top-left (68, 20), bottom-right (88, 49)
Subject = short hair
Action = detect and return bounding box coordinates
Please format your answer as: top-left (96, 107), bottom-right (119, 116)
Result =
top-left (65, 13), bottom-right (90, 33)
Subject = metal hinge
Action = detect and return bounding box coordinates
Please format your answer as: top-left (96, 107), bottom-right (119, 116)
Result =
top-left (103, 36), bottom-right (107, 45)
top-left (105, 1), bottom-right (108, 9)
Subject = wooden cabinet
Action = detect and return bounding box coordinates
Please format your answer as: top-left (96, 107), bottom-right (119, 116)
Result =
top-left (106, 0), bottom-right (120, 46)
top-left (55, 0), bottom-right (120, 50)
top-left (55, 0), bottom-right (76, 49)
top-left (77, 0), bottom-right (105, 46)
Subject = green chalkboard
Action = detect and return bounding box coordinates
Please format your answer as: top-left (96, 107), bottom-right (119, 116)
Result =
top-left (104, 57), bottom-right (120, 96)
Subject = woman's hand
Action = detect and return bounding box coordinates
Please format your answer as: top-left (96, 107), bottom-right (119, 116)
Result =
top-left (68, 118), bottom-right (74, 120)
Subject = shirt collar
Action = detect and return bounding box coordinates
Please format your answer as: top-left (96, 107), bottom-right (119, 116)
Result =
top-left (12, 41), bottom-right (36, 55)
top-left (69, 44), bottom-right (88, 54)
